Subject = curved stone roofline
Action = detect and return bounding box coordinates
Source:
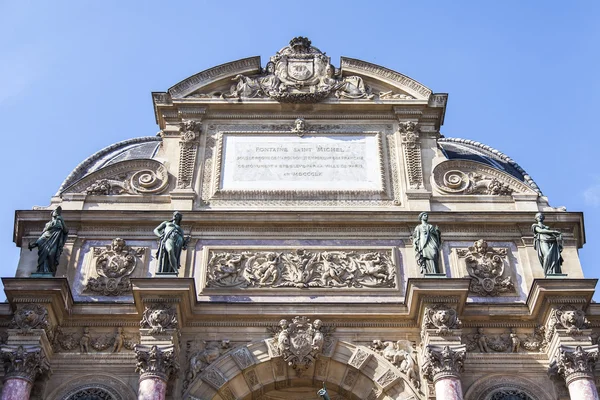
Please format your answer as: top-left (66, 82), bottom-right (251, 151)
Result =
top-left (57, 136), bottom-right (162, 195)
top-left (439, 137), bottom-right (542, 195)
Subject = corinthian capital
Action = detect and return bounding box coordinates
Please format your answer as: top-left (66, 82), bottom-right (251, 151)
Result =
top-left (422, 344), bottom-right (466, 382)
top-left (1, 345), bottom-right (50, 382)
top-left (135, 344), bottom-right (179, 382)
top-left (549, 345), bottom-right (598, 385)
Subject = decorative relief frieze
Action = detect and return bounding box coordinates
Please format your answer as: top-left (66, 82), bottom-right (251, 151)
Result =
top-left (52, 326), bottom-right (138, 353)
top-left (63, 159), bottom-right (169, 195)
top-left (456, 240), bottom-right (514, 296)
top-left (205, 249), bottom-right (396, 289)
top-left (270, 316), bottom-right (334, 371)
top-left (398, 121), bottom-right (424, 190)
top-left (370, 340), bottom-right (421, 389)
top-left (463, 328), bottom-right (512, 353)
top-left (432, 160), bottom-right (537, 196)
top-left (140, 303), bottom-right (178, 334)
top-left (177, 119), bottom-right (202, 189)
top-left (85, 238), bottom-right (144, 296)
top-left (0, 345), bottom-right (50, 382)
top-left (422, 304), bottom-right (462, 336)
top-left (421, 345), bottom-right (466, 382)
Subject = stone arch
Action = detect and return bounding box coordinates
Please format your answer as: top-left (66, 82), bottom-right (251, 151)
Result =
top-left (47, 373), bottom-right (137, 400)
top-left (185, 340), bottom-right (421, 400)
top-left (464, 373), bottom-right (555, 400)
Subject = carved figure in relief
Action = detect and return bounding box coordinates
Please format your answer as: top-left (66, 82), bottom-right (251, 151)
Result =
top-left (113, 327), bottom-right (124, 353)
top-left (28, 206), bottom-right (69, 275)
top-left (86, 238), bottom-right (143, 296)
top-left (510, 330), bottom-right (521, 353)
top-left (320, 253), bottom-right (344, 286)
top-left (457, 240), bottom-right (513, 296)
top-left (413, 212), bottom-right (442, 274)
top-left (357, 253), bottom-right (387, 282)
top-left (214, 254), bottom-right (244, 281)
top-left (273, 316), bottom-right (333, 370)
top-left (255, 253), bottom-right (282, 286)
top-left (334, 75), bottom-right (374, 100)
top-left (186, 340), bottom-right (230, 385)
top-left (371, 339), bottom-right (421, 389)
top-left (532, 212), bottom-right (563, 275)
top-left (277, 319), bottom-right (290, 356)
top-left (476, 328), bottom-right (490, 353)
top-left (222, 74), bottom-right (263, 99)
top-left (154, 211), bottom-right (189, 274)
top-left (80, 327), bottom-right (90, 353)
top-left (311, 319), bottom-right (324, 352)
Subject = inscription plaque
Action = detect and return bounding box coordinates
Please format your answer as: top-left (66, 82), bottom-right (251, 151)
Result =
top-left (221, 135), bottom-right (382, 191)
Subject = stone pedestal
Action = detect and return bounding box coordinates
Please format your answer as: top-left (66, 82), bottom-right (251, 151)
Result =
top-left (1, 378), bottom-right (33, 400)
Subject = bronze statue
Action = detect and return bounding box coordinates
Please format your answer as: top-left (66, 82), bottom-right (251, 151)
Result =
top-left (413, 212), bottom-right (442, 274)
top-left (532, 212), bottom-right (563, 275)
top-left (317, 382), bottom-right (330, 400)
top-left (154, 211), bottom-right (189, 274)
top-left (28, 206), bottom-right (68, 275)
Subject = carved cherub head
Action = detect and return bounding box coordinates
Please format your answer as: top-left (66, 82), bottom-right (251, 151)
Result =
top-left (313, 319), bottom-right (323, 330)
top-left (473, 240), bottom-right (488, 255)
top-left (279, 319), bottom-right (289, 330)
top-left (293, 118), bottom-right (306, 132)
top-left (112, 238), bottom-right (126, 253)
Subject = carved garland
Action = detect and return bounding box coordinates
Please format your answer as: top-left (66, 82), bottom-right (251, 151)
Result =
top-left (177, 120), bottom-right (202, 189)
top-left (398, 121), bottom-right (424, 190)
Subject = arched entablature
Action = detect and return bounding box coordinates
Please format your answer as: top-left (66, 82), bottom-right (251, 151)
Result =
top-left (463, 373), bottom-right (555, 400)
top-left (46, 373), bottom-right (137, 400)
top-left (185, 340), bottom-right (421, 400)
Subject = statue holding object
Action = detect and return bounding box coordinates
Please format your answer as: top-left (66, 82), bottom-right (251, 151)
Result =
top-left (28, 206), bottom-right (69, 276)
top-left (532, 212), bottom-right (563, 275)
top-left (413, 212), bottom-right (442, 274)
top-left (154, 211), bottom-right (190, 274)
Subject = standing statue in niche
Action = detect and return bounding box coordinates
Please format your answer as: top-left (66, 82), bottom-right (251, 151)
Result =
top-left (154, 211), bottom-right (189, 274)
top-left (413, 212), bottom-right (442, 274)
top-left (28, 206), bottom-right (69, 276)
top-left (532, 212), bottom-right (563, 275)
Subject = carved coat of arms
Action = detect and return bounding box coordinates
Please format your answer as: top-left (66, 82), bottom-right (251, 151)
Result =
top-left (272, 316), bottom-right (333, 371)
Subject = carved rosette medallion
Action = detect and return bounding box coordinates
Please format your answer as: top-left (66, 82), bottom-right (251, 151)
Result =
top-left (398, 121), bottom-right (424, 189)
top-left (422, 304), bottom-right (462, 336)
top-left (549, 345), bottom-right (599, 385)
top-left (272, 316), bottom-right (334, 371)
top-left (86, 238), bottom-right (144, 296)
top-left (135, 344), bottom-right (179, 382)
top-left (206, 249), bottom-right (395, 289)
top-left (178, 119), bottom-right (202, 189)
top-left (140, 303), bottom-right (178, 334)
top-left (11, 304), bottom-right (50, 332)
top-left (0, 345), bottom-right (50, 382)
top-left (456, 240), bottom-right (514, 296)
top-left (421, 345), bottom-right (466, 382)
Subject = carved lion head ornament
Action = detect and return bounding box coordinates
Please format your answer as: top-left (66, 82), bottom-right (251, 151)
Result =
top-left (140, 303), bottom-right (178, 334)
top-left (423, 304), bottom-right (462, 335)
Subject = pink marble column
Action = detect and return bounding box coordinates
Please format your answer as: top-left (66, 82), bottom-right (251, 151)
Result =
top-left (1, 377), bottom-right (32, 400)
top-left (566, 376), bottom-right (599, 400)
top-left (138, 376), bottom-right (167, 400)
top-left (423, 345), bottom-right (466, 400)
top-left (434, 376), bottom-right (464, 400)
top-left (135, 344), bottom-right (177, 400)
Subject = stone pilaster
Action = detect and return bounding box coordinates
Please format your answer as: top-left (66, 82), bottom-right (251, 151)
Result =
top-left (0, 345), bottom-right (50, 400)
top-left (422, 345), bottom-right (466, 400)
top-left (549, 345), bottom-right (599, 400)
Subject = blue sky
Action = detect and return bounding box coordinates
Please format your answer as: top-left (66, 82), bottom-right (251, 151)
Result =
top-left (1, 2), bottom-right (599, 294)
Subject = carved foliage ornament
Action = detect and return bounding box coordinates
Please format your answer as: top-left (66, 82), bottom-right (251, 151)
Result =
top-left (370, 340), bottom-right (421, 389)
top-left (206, 249), bottom-right (395, 289)
top-left (432, 160), bottom-right (537, 196)
top-left (456, 240), bottom-right (514, 296)
top-left (220, 37), bottom-right (375, 103)
top-left (140, 303), bottom-right (178, 334)
top-left (11, 304), bottom-right (49, 332)
top-left (0, 345), bottom-right (50, 382)
top-left (421, 345), bottom-right (466, 382)
top-left (422, 304), bottom-right (462, 335)
top-left (135, 344), bottom-right (179, 381)
top-left (549, 345), bottom-right (599, 383)
top-left (272, 316), bottom-right (334, 370)
top-left (178, 119), bottom-right (202, 189)
top-left (398, 121), bottom-right (424, 189)
top-left (86, 238), bottom-right (144, 296)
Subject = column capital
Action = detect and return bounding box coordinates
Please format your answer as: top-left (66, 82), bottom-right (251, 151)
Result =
top-left (422, 344), bottom-right (466, 383)
top-left (549, 345), bottom-right (598, 385)
top-left (135, 344), bottom-right (179, 382)
top-left (0, 344), bottom-right (50, 383)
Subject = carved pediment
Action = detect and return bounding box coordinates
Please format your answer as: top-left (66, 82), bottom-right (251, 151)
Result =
top-left (432, 160), bottom-right (538, 196)
top-left (61, 159), bottom-right (169, 195)
top-left (159, 38), bottom-right (431, 103)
